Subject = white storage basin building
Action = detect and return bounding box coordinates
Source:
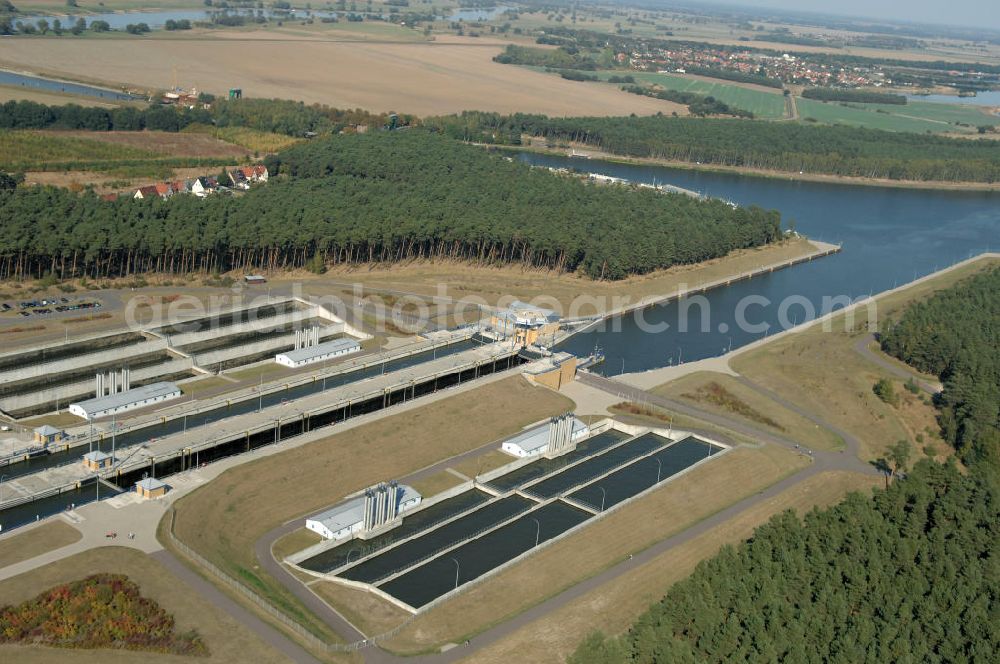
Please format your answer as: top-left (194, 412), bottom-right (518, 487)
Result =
top-left (69, 382), bottom-right (182, 420)
top-left (306, 484), bottom-right (421, 541)
top-left (501, 416), bottom-right (590, 458)
top-left (275, 338), bottom-right (361, 368)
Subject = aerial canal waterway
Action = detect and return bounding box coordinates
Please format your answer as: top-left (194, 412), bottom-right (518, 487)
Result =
top-left (518, 153), bottom-right (1000, 372)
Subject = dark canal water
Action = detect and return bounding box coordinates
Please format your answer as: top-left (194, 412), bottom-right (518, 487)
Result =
top-left (518, 153), bottom-right (1000, 372)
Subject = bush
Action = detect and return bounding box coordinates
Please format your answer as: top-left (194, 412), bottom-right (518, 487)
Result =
top-left (873, 378), bottom-right (898, 406)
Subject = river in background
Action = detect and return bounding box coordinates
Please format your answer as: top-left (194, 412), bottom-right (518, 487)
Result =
top-left (909, 91), bottom-right (1000, 106)
top-left (0, 70), bottom-right (143, 101)
top-left (13, 8), bottom-right (341, 30)
top-left (517, 153), bottom-right (999, 373)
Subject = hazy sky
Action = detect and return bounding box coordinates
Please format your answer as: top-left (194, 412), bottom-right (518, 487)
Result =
top-left (724, 0), bottom-right (1000, 31)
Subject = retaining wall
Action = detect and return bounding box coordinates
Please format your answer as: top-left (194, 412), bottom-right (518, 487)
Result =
top-left (1, 338), bottom-right (169, 382)
top-left (0, 357), bottom-right (194, 414)
top-left (192, 323), bottom-right (345, 368)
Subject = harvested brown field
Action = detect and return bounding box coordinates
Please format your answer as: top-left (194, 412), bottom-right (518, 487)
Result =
top-left (54, 130), bottom-right (251, 159)
top-left (0, 36), bottom-right (687, 116)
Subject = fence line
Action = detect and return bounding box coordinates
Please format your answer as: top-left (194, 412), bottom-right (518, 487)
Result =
top-left (164, 507), bottom-right (417, 652)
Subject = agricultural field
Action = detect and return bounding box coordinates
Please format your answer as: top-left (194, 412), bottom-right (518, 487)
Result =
top-left (0, 130), bottom-right (243, 177)
top-left (0, 35), bottom-right (682, 117)
top-left (600, 71), bottom-right (789, 119)
top-left (181, 124), bottom-right (304, 154)
top-left (796, 97), bottom-right (1000, 133)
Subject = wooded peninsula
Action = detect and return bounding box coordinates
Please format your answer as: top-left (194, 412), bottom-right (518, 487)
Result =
top-left (0, 131), bottom-right (782, 281)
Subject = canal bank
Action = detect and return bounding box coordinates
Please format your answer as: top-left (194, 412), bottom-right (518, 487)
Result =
top-left (561, 239), bottom-right (840, 337)
top-left (527, 151), bottom-right (1000, 373)
top-left (617, 251), bottom-right (1000, 390)
top-left (506, 144), bottom-right (1000, 192)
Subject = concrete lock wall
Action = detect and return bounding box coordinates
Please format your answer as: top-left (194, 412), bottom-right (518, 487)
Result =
top-left (1, 338), bottom-right (169, 383)
top-left (0, 357), bottom-right (194, 414)
top-left (0, 329), bottom-right (144, 365)
top-left (165, 309), bottom-right (319, 349)
top-left (192, 324), bottom-right (345, 368)
top-left (309, 301), bottom-right (371, 340)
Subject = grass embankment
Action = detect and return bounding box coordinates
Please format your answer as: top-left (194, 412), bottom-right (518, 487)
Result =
top-left (296, 237), bottom-right (820, 313)
top-left (466, 470), bottom-right (880, 664)
top-left (272, 528), bottom-right (323, 563)
top-left (380, 444), bottom-right (808, 653)
top-left (0, 521), bottom-right (81, 568)
top-left (167, 377), bottom-right (572, 646)
top-left (0, 546), bottom-right (289, 664)
top-left (652, 372), bottom-right (844, 451)
top-left (730, 256), bottom-right (1000, 462)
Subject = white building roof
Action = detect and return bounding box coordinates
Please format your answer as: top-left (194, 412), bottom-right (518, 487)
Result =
top-left (136, 477), bottom-right (167, 491)
top-left (71, 381), bottom-right (180, 416)
top-left (503, 416), bottom-right (588, 455)
top-left (496, 300), bottom-right (559, 328)
top-left (83, 450), bottom-right (111, 462)
top-left (34, 425), bottom-right (62, 436)
top-left (279, 338), bottom-right (360, 364)
top-left (308, 484), bottom-right (420, 535)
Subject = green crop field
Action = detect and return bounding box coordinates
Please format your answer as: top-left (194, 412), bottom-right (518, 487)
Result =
top-left (601, 71), bottom-right (789, 119)
top-left (872, 100), bottom-right (1000, 127)
top-left (796, 98), bottom-right (1000, 133)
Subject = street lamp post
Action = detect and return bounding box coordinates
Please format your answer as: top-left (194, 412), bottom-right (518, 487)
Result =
top-left (598, 486), bottom-right (606, 512)
top-left (451, 557), bottom-right (460, 589)
top-left (531, 517), bottom-right (540, 547)
top-left (655, 457), bottom-right (662, 484)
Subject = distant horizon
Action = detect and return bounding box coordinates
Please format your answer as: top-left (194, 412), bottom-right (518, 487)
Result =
top-left (689, 0), bottom-right (1000, 33)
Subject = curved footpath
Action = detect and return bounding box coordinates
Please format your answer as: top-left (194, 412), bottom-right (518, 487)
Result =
top-left (853, 334), bottom-right (941, 395)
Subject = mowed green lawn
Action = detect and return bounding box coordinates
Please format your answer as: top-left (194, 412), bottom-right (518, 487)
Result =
top-left (796, 98), bottom-right (1000, 133)
top-left (600, 71), bottom-right (789, 119)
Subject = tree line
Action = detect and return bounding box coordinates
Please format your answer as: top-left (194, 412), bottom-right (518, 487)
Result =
top-left (621, 85), bottom-right (754, 118)
top-left (0, 130), bottom-right (782, 281)
top-left (0, 98), bottom-right (407, 137)
top-left (570, 459), bottom-right (998, 663)
top-left (880, 266), bottom-right (1000, 469)
top-left (802, 88), bottom-right (908, 104)
top-left (425, 112), bottom-right (1000, 183)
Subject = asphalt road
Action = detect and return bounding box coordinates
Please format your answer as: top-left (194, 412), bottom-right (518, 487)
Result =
top-left (152, 549), bottom-right (321, 664)
top-left (853, 333), bottom-right (941, 395)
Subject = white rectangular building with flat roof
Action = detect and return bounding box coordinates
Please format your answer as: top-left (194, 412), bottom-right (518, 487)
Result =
top-left (306, 484), bottom-right (421, 541)
top-left (275, 338), bottom-right (361, 368)
top-left (501, 416), bottom-right (589, 458)
top-left (69, 382), bottom-right (182, 420)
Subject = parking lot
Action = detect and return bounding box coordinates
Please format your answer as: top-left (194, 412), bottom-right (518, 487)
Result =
top-left (1, 296), bottom-right (103, 319)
